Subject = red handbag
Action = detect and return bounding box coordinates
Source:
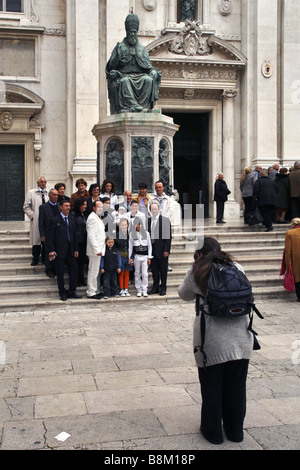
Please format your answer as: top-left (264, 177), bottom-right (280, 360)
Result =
top-left (283, 264), bottom-right (295, 292)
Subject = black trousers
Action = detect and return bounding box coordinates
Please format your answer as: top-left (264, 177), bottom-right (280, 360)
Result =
top-left (44, 242), bottom-right (55, 275)
top-left (151, 255), bottom-right (168, 291)
top-left (198, 359), bottom-right (249, 444)
top-left (103, 270), bottom-right (118, 296)
top-left (216, 200), bottom-right (225, 222)
top-left (32, 244), bottom-right (45, 263)
top-left (259, 204), bottom-right (273, 230)
top-left (295, 282), bottom-right (300, 300)
top-left (291, 197), bottom-right (300, 219)
top-left (54, 245), bottom-right (78, 295)
top-left (243, 196), bottom-right (254, 223)
top-left (77, 242), bottom-right (87, 284)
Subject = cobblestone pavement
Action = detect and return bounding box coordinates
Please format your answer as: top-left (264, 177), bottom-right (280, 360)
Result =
top-left (0, 295), bottom-right (299, 451)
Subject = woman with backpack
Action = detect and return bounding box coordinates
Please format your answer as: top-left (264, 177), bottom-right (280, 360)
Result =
top-left (178, 237), bottom-right (256, 445)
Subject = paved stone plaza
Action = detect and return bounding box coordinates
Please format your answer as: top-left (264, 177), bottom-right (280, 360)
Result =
top-left (0, 294), bottom-right (299, 451)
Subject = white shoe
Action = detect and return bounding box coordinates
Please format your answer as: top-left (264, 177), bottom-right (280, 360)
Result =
top-left (137, 292), bottom-right (142, 297)
top-left (120, 289), bottom-right (125, 296)
top-left (124, 289), bottom-right (130, 296)
top-left (142, 292), bottom-right (148, 297)
top-left (103, 296), bottom-right (108, 299)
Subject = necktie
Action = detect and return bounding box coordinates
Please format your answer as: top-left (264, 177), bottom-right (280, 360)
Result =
top-left (64, 216), bottom-right (70, 242)
top-left (151, 218), bottom-right (157, 241)
top-left (41, 191), bottom-right (45, 204)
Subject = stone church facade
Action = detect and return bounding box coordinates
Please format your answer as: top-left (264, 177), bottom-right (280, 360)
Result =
top-left (0, 0), bottom-right (299, 220)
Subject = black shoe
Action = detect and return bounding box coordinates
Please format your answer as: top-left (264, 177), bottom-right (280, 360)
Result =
top-left (160, 290), bottom-right (166, 296)
top-left (60, 293), bottom-right (68, 301)
top-left (87, 294), bottom-right (102, 299)
top-left (31, 260), bottom-right (38, 266)
top-left (200, 426), bottom-right (223, 445)
top-left (46, 272), bottom-right (55, 278)
top-left (68, 293), bottom-right (82, 299)
top-left (148, 289), bottom-right (159, 295)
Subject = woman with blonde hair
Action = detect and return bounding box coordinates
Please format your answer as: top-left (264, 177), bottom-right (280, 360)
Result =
top-left (240, 167), bottom-right (254, 223)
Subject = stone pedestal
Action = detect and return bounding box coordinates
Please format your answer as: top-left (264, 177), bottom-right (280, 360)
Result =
top-left (92, 111), bottom-right (181, 226)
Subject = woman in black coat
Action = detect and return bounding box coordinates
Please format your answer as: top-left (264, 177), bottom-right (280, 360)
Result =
top-left (72, 198), bottom-right (88, 285)
top-left (275, 168), bottom-right (290, 223)
top-left (253, 170), bottom-right (278, 232)
top-left (214, 173), bottom-right (231, 224)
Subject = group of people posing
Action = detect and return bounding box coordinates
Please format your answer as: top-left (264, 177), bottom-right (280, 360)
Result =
top-left (23, 177), bottom-right (173, 301)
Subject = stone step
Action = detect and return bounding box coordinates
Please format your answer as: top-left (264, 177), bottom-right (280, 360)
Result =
top-left (0, 285), bottom-right (290, 312)
top-left (0, 220), bottom-right (289, 309)
top-left (0, 269), bottom-right (284, 298)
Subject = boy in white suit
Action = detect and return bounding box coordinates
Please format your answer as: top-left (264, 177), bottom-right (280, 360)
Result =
top-left (86, 200), bottom-right (106, 299)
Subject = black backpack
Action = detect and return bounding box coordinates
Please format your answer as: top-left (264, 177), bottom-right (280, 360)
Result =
top-left (194, 262), bottom-right (264, 368)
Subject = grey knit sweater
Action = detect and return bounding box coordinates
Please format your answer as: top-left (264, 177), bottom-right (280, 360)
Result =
top-left (178, 263), bottom-right (254, 368)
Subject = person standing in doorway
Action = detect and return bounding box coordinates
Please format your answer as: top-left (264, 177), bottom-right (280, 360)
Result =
top-left (214, 173), bottom-right (231, 224)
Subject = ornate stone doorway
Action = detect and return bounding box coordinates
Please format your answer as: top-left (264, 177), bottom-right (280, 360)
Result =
top-left (0, 145), bottom-right (25, 221)
top-left (165, 111), bottom-right (209, 217)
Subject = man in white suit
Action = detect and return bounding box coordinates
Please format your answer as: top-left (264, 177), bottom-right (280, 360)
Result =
top-left (86, 200), bottom-right (106, 299)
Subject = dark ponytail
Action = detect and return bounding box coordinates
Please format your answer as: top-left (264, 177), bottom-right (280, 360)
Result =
top-left (192, 237), bottom-right (234, 294)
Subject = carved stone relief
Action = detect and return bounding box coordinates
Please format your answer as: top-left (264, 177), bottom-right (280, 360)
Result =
top-left (143, 0), bottom-right (156, 11)
top-left (131, 137), bottom-right (153, 192)
top-left (169, 20), bottom-right (212, 56)
top-left (105, 139), bottom-right (124, 195)
top-left (0, 112), bottom-right (13, 130)
top-left (219, 0), bottom-right (232, 16)
top-left (160, 65), bottom-right (237, 81)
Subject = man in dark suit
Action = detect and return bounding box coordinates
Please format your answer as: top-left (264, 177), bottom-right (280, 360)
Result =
top-left (148, 201), bottom-right (172, 296)
top-left (38, 188), bottom-right (60, 277)
top-left (47, 199), bottom-right (82, 301)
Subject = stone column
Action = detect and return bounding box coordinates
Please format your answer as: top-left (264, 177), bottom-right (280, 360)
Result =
top-left (222, 89), bottom-right (240, 218)
top-left (168, 0), bottom-right (177, 25)
top-left (68, 0), bottom-right (100, 189)
top-left (222, 89), bottom-right (238, 200)
top-left (202, 0), bottom-right (210, 27)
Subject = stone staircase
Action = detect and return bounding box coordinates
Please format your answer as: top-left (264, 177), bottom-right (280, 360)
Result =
top-left (0, 220), bottom-right (288, 311)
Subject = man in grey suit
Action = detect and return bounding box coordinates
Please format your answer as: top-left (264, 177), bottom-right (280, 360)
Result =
top-left (38, 188), bottom-right (60, 277)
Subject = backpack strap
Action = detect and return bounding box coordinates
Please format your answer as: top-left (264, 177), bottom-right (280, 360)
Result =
top-left (247, 303), bottom-right (264, 350)
top-left (194, 294), bottom-right (208, 369)
top-left (248, 302), bottom-right (264, 319)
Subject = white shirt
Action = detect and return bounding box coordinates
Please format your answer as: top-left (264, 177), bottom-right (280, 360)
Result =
top-left (148, 193), bottom-right (173, 219)
top-left (129, 231), bottom-right (152, 259)
top-left (100, 192), bottom-right (119, 210)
